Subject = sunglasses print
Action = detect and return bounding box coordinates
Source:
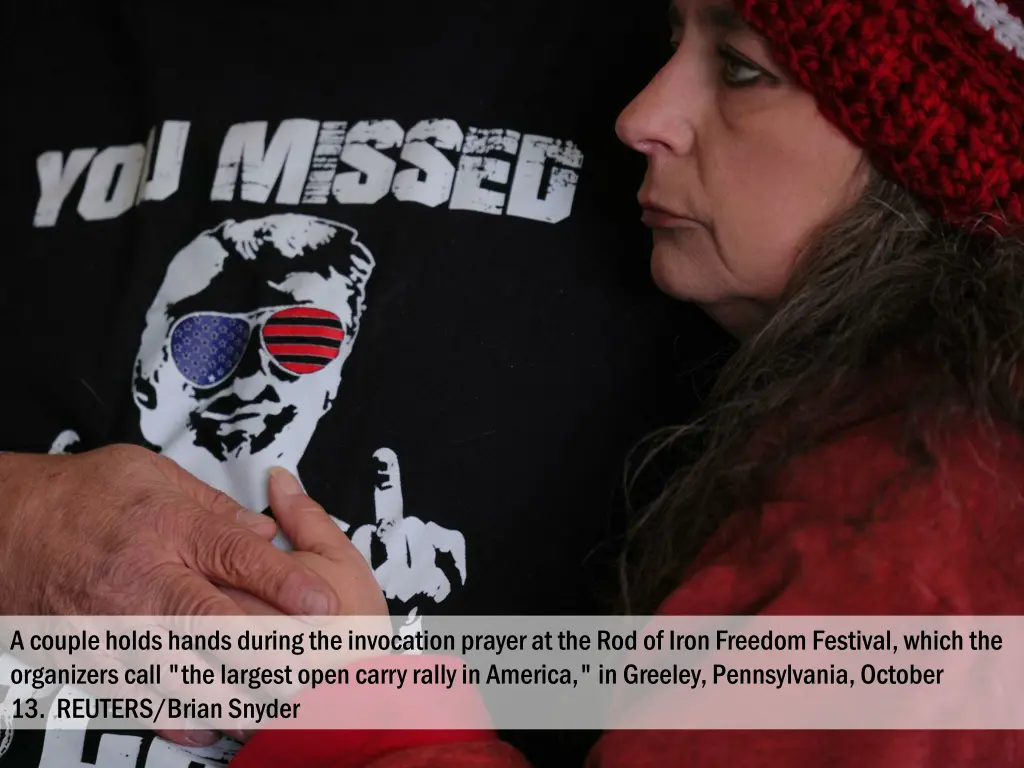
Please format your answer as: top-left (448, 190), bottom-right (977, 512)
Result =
top-left (170, 307), bottom-right (345, 388)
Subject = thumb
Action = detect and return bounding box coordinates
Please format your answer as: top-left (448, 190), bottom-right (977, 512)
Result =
top-left (267, 467), bottom-right (356, 560)
top-left (267, 468), bottom-right (388, 619)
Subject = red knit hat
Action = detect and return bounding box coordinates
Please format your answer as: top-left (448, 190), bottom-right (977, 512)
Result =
top-left (737, 0), bottom-right (1024, 235)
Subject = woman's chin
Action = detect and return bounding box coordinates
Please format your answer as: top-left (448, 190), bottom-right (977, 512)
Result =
top-left (648, 254), bottom-right (767, 337)
top-left (649, 249), bottom-right (702, 303)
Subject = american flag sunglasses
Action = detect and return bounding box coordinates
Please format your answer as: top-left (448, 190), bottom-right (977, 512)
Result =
top-left (169, 307), bottom-right (345, 388)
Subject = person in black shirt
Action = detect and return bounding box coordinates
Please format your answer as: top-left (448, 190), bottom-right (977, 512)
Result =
top-left (0, 1), bottom-right (723, 766)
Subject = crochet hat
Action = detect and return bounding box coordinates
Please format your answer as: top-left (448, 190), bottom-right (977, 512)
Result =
top-left (737, 0), bottom-right (1024, 235)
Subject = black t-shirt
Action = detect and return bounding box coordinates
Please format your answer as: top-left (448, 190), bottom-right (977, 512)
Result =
top-left (0, 1), bottom-right (724, 765)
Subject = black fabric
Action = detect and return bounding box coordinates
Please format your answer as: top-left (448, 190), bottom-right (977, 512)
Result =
top-left (0, 1), bottom-right (726, 766)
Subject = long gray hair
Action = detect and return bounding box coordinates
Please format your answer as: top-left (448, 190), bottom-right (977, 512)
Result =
top-left (620, 171), bottom-right (1024, 614)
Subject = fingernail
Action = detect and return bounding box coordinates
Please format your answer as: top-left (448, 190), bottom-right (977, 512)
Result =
top-left (269, 466), bottom-right (303, 497)
top-left (236, 509), bottom-right (271, 529)
top-left (300, 589), bottom-right (332, 616)
top-left (183, 730), bottom-right (220, 746)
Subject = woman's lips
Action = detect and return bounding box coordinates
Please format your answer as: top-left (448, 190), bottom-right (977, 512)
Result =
top-left (641, 206), bottom-right (700, 228)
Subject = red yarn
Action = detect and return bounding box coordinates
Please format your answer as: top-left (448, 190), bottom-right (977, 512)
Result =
top-left (738, 0), bottom-right (1024, 235)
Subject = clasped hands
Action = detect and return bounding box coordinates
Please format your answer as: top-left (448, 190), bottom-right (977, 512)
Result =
top-left (0, 445), bottom-right (389, 748)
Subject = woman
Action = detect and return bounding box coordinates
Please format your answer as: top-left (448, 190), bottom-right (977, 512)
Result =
top-left (231, 0), bottom-right (1024, 763)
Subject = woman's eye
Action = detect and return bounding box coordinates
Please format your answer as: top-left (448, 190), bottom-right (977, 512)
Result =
top-left (720, 50), bottom-right (765, 87)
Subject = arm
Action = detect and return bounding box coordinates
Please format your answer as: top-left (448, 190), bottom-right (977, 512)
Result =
top-left (235, 418), bottom-right (1024, 767)
top-left (230, 654), bottom-right (530, 768)
top-left (590, 416), bottom-right (1024, 766)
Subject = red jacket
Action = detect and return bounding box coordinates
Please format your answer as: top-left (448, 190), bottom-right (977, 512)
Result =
top-left (232, 409), bottom-right (1024, 767)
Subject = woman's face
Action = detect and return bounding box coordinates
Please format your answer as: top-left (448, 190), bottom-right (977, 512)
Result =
top-left (616, 0), bottom-right (868, 336)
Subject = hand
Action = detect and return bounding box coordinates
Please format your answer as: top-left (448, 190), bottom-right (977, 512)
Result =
top-left (220, 467), bottom-right (388, 618)
top-left (213, 467), bottom-right (388, 745)
top-left (0, 444), bottom-right (343, 618)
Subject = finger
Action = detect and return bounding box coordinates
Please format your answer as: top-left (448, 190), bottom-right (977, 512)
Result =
top-left (236, 509), bottom-right (278, 541)
top-left (268, 467), bottom-right (359, 561)
top-left (148, 563), bottom-right (247, 617)
top-left (218, 585), bottom-right (284, 616)
top-left (177, 511), bottom-right (340, 616)
top-left (372, 448), bottom-right (403, 523)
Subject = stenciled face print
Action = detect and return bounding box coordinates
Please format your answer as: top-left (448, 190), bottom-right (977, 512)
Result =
top-left (166, 305), bottom-right (346, 452)
top-left (131, 214), bottom-right (374, 512)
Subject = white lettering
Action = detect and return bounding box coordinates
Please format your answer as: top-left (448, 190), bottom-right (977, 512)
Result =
top-left (392, 119), bottom-right (463, 208)
top-left (33, 148), bottom-right (97, 227)
top-left (40, 691), bottom-right (140, 768)
top-left (301, 121), bottom-right (348, 204)
top-left (39, 730), bottom-right (142, 768)
top-left (137, 121), bottom-right (191, 203)
top-left (507, 134), bottom-right (583, 224)
top-left (211, 119), bottom-right (319, 203)
top-left (78, 145), bottom-right (146, 221)
top-left (333, 119), bottom-right (404, 204)
top-left (35, 117), bottom-right (585, 227)
top-left (449, 127), bottom-right (520, 215)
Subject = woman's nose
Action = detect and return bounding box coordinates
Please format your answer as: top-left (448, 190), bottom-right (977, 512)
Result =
top-left (615, 58), bottom-right (698, 157)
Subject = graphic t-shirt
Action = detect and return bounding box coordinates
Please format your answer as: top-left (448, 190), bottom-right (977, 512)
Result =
top-left (0, 0), bottom-right (724, 766)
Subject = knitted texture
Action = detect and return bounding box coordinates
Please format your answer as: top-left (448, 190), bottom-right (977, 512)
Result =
top-left (738, 0), bottom-right (1024, 235)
